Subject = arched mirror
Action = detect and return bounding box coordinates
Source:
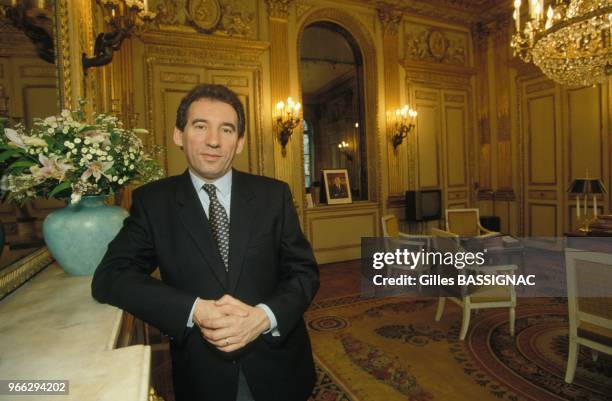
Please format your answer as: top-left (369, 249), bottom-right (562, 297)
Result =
top-left (300, 22), bottom-right (367, 202)
top-left (0, 0), bottom-right (60, 268)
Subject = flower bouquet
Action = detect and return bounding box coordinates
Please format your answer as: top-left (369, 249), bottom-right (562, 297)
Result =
top-left (0, 104), bottom-right (164, 275)
top-left (0, 103), bottom-right (163, 204)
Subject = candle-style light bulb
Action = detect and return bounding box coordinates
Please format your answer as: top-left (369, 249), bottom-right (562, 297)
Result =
top-left (545, 5), bottom-right (553, 29)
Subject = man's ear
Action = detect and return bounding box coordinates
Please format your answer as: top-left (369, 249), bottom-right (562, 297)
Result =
top-left (235, 135), bottom-right (246, 155)
top-left (173, 127), bottom-right (184, 149)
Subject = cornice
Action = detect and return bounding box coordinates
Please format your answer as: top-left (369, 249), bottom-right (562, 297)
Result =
top-left (140, 30), bottom-right (269, 56)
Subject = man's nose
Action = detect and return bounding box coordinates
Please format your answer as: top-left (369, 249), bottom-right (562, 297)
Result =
top-left (205, 128), bottom-right (220, 147)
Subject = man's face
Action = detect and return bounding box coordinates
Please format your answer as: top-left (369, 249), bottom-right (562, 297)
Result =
top-left (173, 98), bottom-right (245, 182)
top-left (334, 177), bottom-right (341, 186)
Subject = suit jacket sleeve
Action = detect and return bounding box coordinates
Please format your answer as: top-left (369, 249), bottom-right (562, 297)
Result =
top-left (91, 189), bottom-right (195, 341)
top-left (263, 183), bottom-right (319, 344)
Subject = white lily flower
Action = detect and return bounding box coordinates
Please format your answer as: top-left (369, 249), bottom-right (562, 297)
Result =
top-left (81, 160), bottom-right (114, 182)
top-left (4, 128), bottom-right (25, 148)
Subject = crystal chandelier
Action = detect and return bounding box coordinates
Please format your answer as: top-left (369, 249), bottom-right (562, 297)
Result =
top-left (510, 0), bottom-right (612, 87)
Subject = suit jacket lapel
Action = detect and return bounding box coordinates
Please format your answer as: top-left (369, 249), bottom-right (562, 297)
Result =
top-left (175, 170), bottom-right (228, 291)
top-left (228, 170), bottom-right (254, 294)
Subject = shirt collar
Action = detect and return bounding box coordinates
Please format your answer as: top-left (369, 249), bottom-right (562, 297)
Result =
top-left (189, 169), bottom-right (233, 197)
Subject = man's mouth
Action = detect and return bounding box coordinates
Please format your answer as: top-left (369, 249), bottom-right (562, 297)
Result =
top-left (201, 153), bottom-right (222, 161)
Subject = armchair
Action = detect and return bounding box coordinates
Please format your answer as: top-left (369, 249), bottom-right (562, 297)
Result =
top-left (431, 231), bottom-right (517, 340)
top-left (564, 249), bottom-right (612, 383)
top-left (445, 208), bottom-right (499, 238)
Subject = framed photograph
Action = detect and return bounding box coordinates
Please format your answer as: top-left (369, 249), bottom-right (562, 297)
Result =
top-left (323, 169), bottom-right (352, 204)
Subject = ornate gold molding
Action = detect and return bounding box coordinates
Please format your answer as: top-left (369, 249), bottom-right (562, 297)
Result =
top-left (0, 248), bottom-right (53, 301)
top-left (295, 1), bottom-right (314, 21)
top-left (403, 23), bottom-right (469, 67)
top-left (402, 61), bottom-right (475, 88)
top-left (55, 0), bottom-right (71, 109)
top-left (141, 31), bottom-right (268, 62)
top-left (154, 0), bottom-right (256, 38)
top-left (266, 0), bottom-right (293, 19)
top-left (377, 5), bottom-right (402, 36)
top-left (525, 80), bottom-right (555, 94)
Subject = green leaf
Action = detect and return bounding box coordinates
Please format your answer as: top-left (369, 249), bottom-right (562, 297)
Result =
top-left (8, 160), bottom-right (36, 169)
top-left (0, 149), bottom-right (20, 162)
top-left (49, 181), bottom-right (71, 198)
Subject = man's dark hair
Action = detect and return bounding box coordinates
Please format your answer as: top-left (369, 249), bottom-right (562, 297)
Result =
top-left (175, 84), bottom-right (246, 137)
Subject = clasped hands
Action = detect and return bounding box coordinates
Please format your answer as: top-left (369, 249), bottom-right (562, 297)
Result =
top-left (193, 295), bottom-right (270, 353)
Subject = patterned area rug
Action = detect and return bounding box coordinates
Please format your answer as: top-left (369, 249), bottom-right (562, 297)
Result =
top-left (305, 295), bottom-right (612, 401)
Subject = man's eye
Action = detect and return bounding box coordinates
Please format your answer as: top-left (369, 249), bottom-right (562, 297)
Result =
top-left (194, 124), bottom-right (206, 130)
top-left (222, 128), bottom-right (234, 134)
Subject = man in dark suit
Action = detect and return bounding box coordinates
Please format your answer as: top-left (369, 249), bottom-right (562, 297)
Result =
top-left (91, 84), bottom-right (319, 401)
top-left (329, 176), bottom-right (348, 199)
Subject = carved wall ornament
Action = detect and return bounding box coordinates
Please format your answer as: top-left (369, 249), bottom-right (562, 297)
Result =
top-left (155, 0), bottom-right (188, 25)
top-left (377, 5), bottom-right (402, 36)
top-left (154, 0), bottom-right (255, 37)
top-left (404, 25), bottom-right (468, 67)
top-left (427, 30), bottom-right (447, 61)
top-left (295, 1), bottom-right (314, 21)
top-left (265, 0), bottom-right (292, 19)
top-left (215, 1), bottom-right (254, 37)
top-left (187, 0), bottom-right (221, 30)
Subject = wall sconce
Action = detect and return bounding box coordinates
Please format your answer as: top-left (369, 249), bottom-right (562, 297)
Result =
top-left (274, 97), bottom-right (301, 153)
top-left (1, 1), bottom-right (54, 63)
top-left (338, 140), bottom-right (352, 161)
top-left (82, 0), bottom-right (156, 73)
top-left (390, 105), bottom-right (417, 150)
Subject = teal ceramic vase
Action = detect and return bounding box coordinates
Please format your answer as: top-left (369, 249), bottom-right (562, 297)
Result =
top-left (43, 195), bottom-right (128, 276)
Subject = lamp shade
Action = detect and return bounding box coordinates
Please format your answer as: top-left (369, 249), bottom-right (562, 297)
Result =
top-left (567, 179), bottom-right (608, 194)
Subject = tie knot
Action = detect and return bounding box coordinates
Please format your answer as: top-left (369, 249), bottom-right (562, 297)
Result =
top-left (202, 183), bottom-right (218, 199)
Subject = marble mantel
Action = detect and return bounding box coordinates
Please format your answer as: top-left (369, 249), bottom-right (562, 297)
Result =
top-left (0, 262), bottom-right (151, 401)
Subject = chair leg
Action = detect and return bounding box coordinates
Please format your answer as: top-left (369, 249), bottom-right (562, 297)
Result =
top-left (565, 338), bottom-right (579, 383)
top-left (435, 297), bottom-right (445, 322)
top-left (459, 305), bottom-right (471, 340)
top-left (591, 349), bottom-right (598, 362)
top-left (509, 307), bottom-right (516, 336)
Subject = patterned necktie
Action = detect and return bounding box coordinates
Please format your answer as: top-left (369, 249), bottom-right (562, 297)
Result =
top-left (202, 183), bottom-right (230, 271)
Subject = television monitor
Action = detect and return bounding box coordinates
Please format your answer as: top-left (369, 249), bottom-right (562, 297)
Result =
top-left (405, 190), bottom-right (442, 221)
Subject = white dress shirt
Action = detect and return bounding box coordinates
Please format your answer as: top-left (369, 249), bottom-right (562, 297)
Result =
top-left (185, 169), bottom-right (279, 336)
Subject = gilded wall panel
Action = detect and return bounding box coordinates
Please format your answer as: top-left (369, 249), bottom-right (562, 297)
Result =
top-left (528, 203), bottom-right (557, 236)
top-left (527, 95), bottom-right (557, 185)
top-left (306, 205), bottom-right (378, 264)
top-left (415, 102), bottom-right (440, 189)
top-left (444, 106), bottom-right (467, 187)
top-left (568, 86), bottom-right (602, 180)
